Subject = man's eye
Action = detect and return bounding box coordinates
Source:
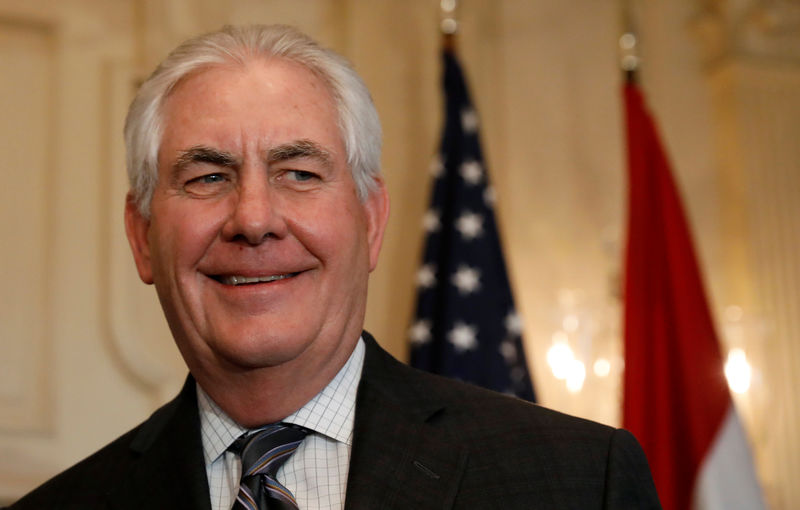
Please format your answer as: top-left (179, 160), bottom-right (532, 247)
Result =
top-left (287, 170), bottom-right (317, 182)
top-left (183, 173), bottom-right (231, 196)
top-left (199, 173), bottom-right (226, 184)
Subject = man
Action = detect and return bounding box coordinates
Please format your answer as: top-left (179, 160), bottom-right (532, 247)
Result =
top-left (10, 25), bottom-right (661, 509)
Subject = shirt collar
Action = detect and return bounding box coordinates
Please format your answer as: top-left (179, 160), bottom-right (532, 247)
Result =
top-left (197, 337), bottom-right (365, 466)
top-left (197, 382), bottom-right (247, 467)
top-left (283, 337), bottom-right (364, 445)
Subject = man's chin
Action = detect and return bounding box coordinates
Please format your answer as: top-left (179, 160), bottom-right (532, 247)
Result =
top-left (209, 334), bottom-right (313, 371)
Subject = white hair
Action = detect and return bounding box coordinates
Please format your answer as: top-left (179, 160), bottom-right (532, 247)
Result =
top-left (124, 24), bottom-right (382, 216)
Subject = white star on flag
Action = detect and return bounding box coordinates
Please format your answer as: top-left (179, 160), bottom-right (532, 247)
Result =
top-left (505, 311), bottom-right (524, 336)
top-left (416, 264), bottom-right (437, 289)
top-left (499, 340), bottom-right (518, 363)
top-left (459, 160), bottom-right (483, 185)
top-left (422, 209), bottom-right (441, 233)
top-left (456, 211), bottom-right (484, 240)
top-left (429, 156), bottom-right (444, 178)
top-left (448, 322), bottom-right (478, 352)
top-left (483, 185), bottom-right (496, 207)
top-left (461, 108), bottom-right (479, 133)
top-left (451, 265), bottom-right (481, 295)
top-left (409, 319), bottom-right (432, 346)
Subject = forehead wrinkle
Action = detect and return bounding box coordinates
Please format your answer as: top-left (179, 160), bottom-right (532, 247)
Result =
top-left (266, 139), bottom-right (333, 168)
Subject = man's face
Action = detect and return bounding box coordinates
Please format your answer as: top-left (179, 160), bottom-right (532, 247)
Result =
top-left (125, 59), bottom-right (388, 380)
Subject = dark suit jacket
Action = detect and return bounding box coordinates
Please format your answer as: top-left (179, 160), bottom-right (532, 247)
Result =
top-left (9, 332), bottom-right (661, 509)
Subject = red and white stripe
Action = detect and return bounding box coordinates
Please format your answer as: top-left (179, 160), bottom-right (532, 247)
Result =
top-left (693, 408), bottom-right (764, 510)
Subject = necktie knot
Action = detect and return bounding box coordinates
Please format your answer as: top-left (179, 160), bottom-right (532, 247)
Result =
top-left (231, 423), bottom-right (310, 510)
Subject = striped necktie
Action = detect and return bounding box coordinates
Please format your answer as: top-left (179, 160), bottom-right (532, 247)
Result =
top-left (231, 423), bottom-right (310, 510)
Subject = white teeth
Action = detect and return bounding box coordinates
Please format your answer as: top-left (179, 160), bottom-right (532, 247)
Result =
top-left (222, 274), bottom-right (294, 286)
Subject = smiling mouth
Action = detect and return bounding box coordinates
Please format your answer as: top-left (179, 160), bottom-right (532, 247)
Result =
top-left (212, 273), bottom-right (298, 286)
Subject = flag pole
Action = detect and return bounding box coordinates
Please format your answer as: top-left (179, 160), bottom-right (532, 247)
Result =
top-left (619, 0), bottom-right (639, 83)
top-left (440, 0), bottom-right (458, 53)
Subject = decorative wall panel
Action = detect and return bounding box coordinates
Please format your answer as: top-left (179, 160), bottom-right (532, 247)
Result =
top-left (0, 19), bottom-right (55, 432)
top-left (102, 58), bottom-right (187, 405)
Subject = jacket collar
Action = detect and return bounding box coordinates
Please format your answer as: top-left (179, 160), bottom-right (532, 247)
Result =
top-left (109, 376), bottom-right (211, 510)
top-left (344, 332), bottom-right (468, 509)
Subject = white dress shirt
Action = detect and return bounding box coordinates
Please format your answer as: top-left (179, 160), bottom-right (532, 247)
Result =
top-left (198, 338), bottom-right (365, 510)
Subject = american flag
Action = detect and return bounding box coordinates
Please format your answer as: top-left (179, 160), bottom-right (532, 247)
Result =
top-left (409, 47), bottom-right (536, 401)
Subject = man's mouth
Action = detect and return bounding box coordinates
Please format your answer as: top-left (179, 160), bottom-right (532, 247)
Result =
top-left (212, 273), bottom-right (298, 286)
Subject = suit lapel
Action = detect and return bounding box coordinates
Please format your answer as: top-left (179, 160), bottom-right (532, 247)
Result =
top-left (345, 334), bottom-right (468, 510)
top-left (108, 377), bottom-right (211, 510)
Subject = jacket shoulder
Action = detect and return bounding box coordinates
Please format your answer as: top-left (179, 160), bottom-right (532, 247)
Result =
top-left (408, 357), bottom-right (617, 443)
top-left (8, 427), bottom-right (141, 509)
top-left (359, 333), bottom-right (661, 508)
top-left (7, 384), bottom-right (188, 509)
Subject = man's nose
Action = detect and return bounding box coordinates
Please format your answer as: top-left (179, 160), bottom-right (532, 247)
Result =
top-left (221, 173), bottom-right (286, 245)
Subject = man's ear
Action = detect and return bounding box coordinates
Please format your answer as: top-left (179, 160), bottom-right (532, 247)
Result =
top-left (363, 178), bottom-right (390, 272)
top-left (124, 193), bottom-right (155, 284)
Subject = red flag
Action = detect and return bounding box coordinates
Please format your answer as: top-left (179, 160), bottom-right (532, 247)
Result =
top-left (622, 82), bottom-right (764, 510)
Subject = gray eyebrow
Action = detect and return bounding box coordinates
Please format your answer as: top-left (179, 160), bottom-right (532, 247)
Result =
top-left (267, 139), bottom-right (332, 167)
top-left (173, 146), bottom-right (238, 170)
